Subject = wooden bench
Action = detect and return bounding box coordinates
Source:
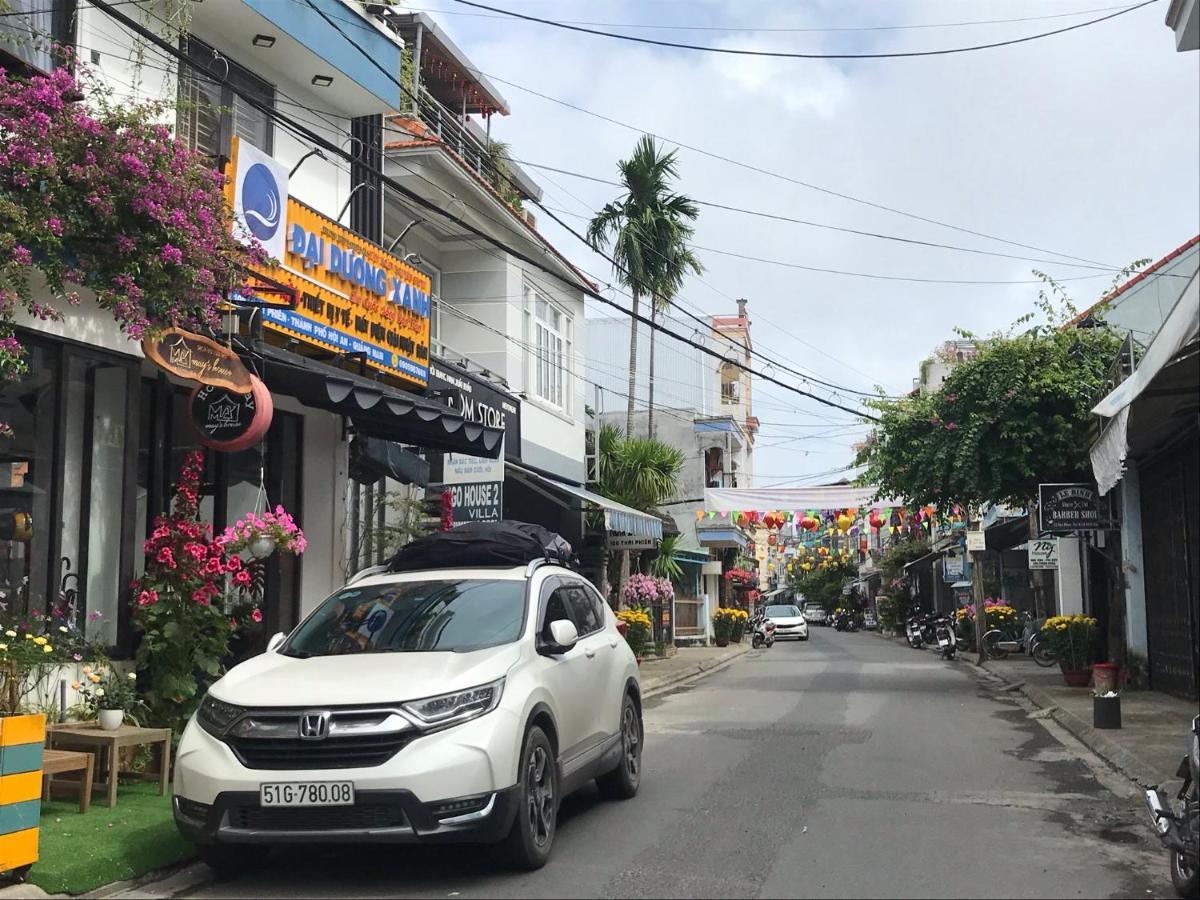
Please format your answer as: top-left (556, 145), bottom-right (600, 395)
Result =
top-left (41, 749), bottom-right (95, 814)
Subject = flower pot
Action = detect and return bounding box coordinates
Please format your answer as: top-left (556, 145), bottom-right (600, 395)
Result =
top-left (715, 637), bottom-right (729, 647)
top-left (1061, 669), bottom-right (1091, 687)
top-left (249, 536), bottom-right (277, 559)
top-left (98, 709), bottom-right (124, 730)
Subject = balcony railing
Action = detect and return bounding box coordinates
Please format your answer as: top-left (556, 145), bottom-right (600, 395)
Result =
top-left (412, 86), bottom-right (495, 188)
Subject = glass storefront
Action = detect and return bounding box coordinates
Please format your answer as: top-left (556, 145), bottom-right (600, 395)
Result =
top-left (2, 330), bottom-right (304, 656)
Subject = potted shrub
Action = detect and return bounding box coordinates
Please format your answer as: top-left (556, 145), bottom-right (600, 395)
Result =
top-left (616, 608), bottom-right (652, 660)
top-left (1040, 615), bottom-right (1099, 686)
top-left (712, 608), bottom-right (740, 647)
top-left (729, 609), bottom-right (749, 643)
top-left (74, 665), bottom-right (139, 730)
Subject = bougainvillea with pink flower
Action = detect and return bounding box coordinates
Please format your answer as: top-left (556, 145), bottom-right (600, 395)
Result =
top-left (0, 60), bottom-right (266, 433)
top-left (131, 452), bottom-right (265, 733)
top-left (622, 573), bottom-right (673, 608)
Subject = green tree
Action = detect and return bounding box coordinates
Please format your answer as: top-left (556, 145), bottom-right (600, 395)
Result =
top-left (591, 424), bottom-right (684, 603)
top-left (587, 136), bottom-right (702, 436)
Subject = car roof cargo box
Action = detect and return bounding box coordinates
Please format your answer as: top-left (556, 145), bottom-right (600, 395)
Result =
top-left (386, 520), bottom-right (573, 572)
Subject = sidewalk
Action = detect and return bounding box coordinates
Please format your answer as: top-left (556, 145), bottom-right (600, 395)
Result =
top-left (978, 655), bottom-right (1194, 789)
top-left (639, 643), bottom-right (751, 698)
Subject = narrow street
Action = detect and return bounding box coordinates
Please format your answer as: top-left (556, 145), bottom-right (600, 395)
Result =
top-left (150, 630), bottom-right (1172, 900)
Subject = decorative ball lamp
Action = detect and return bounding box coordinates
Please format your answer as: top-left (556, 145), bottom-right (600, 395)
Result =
top-left (836, 512), bottom-right (853, 533)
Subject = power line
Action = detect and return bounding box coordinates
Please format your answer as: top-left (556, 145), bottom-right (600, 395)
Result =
top-left (515, 161), bottom-right (1116, 272)
top-left (389, 3), bottom-right (1139, 34)
top-left (452, 0), bottom-right (1156, 60)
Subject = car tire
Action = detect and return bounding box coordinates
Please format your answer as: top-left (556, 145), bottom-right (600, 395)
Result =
top-left (494, 726), bottom-right (558, 870)
top-left (198, 843), bottom-right (265, 879)
top-left (597, 694), bottom-right (642, 801)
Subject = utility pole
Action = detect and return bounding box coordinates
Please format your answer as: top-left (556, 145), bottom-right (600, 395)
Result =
top-left (969, 516), bottom-right (988, 665)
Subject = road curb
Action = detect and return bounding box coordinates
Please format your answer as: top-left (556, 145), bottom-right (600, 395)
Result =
top-left (966, 659), bottom-right (1171, 789)
top-left (642, 644), bottom-right (751, 699)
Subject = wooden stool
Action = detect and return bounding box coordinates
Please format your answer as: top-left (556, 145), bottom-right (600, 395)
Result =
top-left (41, 749), bottom-right (95, 814)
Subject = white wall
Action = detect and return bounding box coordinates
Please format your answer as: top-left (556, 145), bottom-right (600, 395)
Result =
top-left (1120, 462), bottom-right (1149, 656)
top-left (1056, 536), bottom-right (1085, 615)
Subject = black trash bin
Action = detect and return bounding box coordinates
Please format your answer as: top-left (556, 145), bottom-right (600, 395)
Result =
top-left (1093, 695), bottom-right (1122, 729)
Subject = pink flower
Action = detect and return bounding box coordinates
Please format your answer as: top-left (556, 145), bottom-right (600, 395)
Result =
top-left (156, 546), bottom-right (176, 568)
top-left (945, 422), bottom-right (957, 431)
top-left (251, 608), bottom-right (263, 623)
top-left (205, 557), bottom-right (224, 575)
top-left (137, 589), bottom-right (158, 607)
top-left (12, 245), bottom-right (32, 266)
top-left (46, 217), bottom-right (63, 236)
top-left (160, 244), bottom-right (183, 265)
top-left (192, 589), bottom-right (210, 606)
top-left (234, 569), bottom-right (252, 586)
top-left (226, 554), bottom-right (242, 572)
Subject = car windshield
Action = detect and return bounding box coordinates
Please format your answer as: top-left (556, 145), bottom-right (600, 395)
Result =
top-left (765, 605), bottom-right (801, 618)
top-left (282, 579), bottom-right (525, 657)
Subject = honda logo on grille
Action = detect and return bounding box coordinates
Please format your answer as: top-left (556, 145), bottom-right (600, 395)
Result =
top-left (299, 712), bottom-right (330, 741)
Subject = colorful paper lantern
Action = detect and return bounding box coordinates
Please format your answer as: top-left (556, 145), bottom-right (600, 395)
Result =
top-left (836, 512), bottom-right (853, 533)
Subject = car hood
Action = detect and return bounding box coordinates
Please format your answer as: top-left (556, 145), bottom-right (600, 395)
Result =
top-left (771, 616), bottom-right (806, 626)
top-left (209, 643), bottom-right (524, 708)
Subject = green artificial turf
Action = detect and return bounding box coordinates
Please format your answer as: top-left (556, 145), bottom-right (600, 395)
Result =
top-left (29, 781), bottom-right (194, 895)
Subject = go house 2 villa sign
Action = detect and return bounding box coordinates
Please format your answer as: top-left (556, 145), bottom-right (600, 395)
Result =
top-left (1038, 483), bottom-right (1113, 533)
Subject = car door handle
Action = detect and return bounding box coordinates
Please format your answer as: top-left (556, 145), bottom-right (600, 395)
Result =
top-left (585, 647), bottom-right (596, 658)
top-left (609, 639), bottom-right (619, 648)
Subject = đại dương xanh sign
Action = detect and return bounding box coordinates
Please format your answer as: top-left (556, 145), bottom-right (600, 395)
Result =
top-left (225, 137), bottom-right (432, 387)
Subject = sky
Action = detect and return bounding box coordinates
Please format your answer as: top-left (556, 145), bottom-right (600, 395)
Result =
top-left (401, 0), bottom-right (1200, 485)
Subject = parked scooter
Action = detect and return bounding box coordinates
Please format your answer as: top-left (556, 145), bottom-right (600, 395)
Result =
top-left (751, 615), bottom-right (776, 649)
top-left (905, 613), bottom-right (926, 648)
top-left (931, 614), bottom-right (957, 660)
top-left (906, 611), bottom-right (956, 659)
top-left (1145, 715), bottom-right (1199, 898)
top-left (982, 616), bottom-right (1056, 667)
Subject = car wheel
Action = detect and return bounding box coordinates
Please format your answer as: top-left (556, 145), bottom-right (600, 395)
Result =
top-left (494, 725), bottom-right (557, 870)
top-left (198, 844), bottom-right (266, 879)
top-left (597, 694), bottom-right (642, 801)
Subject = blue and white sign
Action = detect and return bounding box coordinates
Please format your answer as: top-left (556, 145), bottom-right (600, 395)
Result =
top-left (231, 138), bottom-right (289, 262)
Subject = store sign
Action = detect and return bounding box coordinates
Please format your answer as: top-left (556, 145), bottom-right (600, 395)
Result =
top-left (609, 535), bottom-right (659, 550)
top-left (190, 377), bottom-right (273, 452)
top-left (227, 138), bottom-right (432, 386)
top-left (1028, 538), bottom-right (1060, 570)
top-left (1038, 483), bottom-right (1112, 533)
top-left (966, 531), bottom-right (986, 552)
top-left (437, 445), bottom-right (501, 523)
top-left (428, 358), bottom-right (521, 459)
top-left (142, 329), bottom-right (253, 392)
top-left (943, 550), bottom-right (965, 581)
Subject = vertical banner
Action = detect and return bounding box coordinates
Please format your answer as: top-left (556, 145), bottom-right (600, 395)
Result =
top-left (229, 138), bottom-right (289, 262)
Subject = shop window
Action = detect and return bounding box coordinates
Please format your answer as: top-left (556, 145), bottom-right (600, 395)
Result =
top-left (1, 335), bottom-right (137, 649)
top-left (525, 283), bottom-right (573, 414)
top-left (177, 37), bottom-right (274, 160)
top-left (0, 1), bottom-right (76, 75)
top-left (0, 343), bottom-right (58, 620)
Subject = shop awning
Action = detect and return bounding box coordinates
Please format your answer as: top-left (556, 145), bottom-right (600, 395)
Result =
top-left (506, 463), bottom-right (663, 539)
top-left (904, 549), bottom-right (941, 572)
top-left (986, 516), bottom-right (1030, 551)
top-left (251, 342), bottom-right (503, 459)
top-left (1091, 272), bottom-right (1200, 493)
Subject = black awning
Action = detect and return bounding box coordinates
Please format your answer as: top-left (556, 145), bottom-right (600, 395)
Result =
top-left (250, 343), bottom-right (503, 459)
top-left (986, 516), bottom-right (1030, 551)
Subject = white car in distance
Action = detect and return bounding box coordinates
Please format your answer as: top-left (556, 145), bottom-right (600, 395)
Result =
top-left (172, 561), bottom-right (643, 873)
top-left (764, 604), bottom-right (809, 641)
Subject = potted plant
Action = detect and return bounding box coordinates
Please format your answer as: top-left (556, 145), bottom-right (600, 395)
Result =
top-left (729, 608), bottom-right (749, 643)
top-left (73, 665), bottom-right (138, 730)
top-left (616, 607), bottom-right (652, 660)
top-left (221, 506), bottom-right (308, 560)
top-left (712, 608), bottom-right (742, 647)
top-left (1040, 615), bottom-right (1099, 686)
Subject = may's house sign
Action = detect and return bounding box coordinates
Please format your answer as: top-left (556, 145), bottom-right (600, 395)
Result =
top-left (189, 376), bottom-right (273, 452)
top-left (143, 328), bottom-right (253, 393)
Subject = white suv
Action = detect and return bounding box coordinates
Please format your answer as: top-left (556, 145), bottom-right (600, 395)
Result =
top-left (173, 561), bottom-right (642, 871)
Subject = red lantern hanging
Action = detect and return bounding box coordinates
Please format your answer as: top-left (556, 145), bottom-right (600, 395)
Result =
top-left (868, 510), bottom-right (885, 530)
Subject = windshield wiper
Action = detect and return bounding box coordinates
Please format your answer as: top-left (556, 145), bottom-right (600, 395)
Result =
top-left (282, 649), bottom-right (315, 659)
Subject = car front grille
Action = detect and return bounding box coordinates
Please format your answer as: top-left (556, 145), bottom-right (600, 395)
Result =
top-left (226, 734), bottom-right (413, 770)
top-left (229, 803), bottom-right (407, 832)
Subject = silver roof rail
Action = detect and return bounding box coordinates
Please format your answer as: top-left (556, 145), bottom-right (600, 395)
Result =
top-left (347, 564), bottom-right (388, 585)
top-left (525, 557), bottom-right (550, 578)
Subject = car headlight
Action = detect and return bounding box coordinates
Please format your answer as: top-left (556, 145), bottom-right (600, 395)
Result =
top-left (402, 678), bottom-right (504, 731)
top-left (196, 693), bottom-right (245, 737)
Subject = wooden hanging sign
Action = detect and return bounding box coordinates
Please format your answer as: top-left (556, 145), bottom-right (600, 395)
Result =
top-left (142, 328), bottom-right (253, 392)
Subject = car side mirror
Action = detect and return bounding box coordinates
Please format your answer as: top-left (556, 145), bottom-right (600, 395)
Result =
top-left (542, 619), bottom-right (579, 655)
top-left (267, 632), bottom-right (287, 653)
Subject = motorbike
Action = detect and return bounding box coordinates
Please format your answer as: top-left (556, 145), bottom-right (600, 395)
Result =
top-left (905, 613), bottom-right (926, 648)
top-left (833, 611), bottom-right (860, 632)
top-left (931, 614), bottom-right (957, 659)
top-left (1145, 715), bottom-right (1199, 899)
top-left (751, 616), bottom-right (776, 649)
top-left (982, 616), bottom-right (1056, 667)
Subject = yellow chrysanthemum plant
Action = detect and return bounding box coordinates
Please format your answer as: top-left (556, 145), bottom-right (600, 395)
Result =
top-left (616, 608), bottom-right (653, 658)
top-left (1040, 614), bottom-right (1099, 671)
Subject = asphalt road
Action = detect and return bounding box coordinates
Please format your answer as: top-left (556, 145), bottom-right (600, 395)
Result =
top-left (136, 628), bottom-right (1176, 899)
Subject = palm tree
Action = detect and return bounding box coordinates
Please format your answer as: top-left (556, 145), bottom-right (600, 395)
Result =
top-left (587, 136), bottom-right (702, 437)
top-left (592, 423), bottom-right (684, 606)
